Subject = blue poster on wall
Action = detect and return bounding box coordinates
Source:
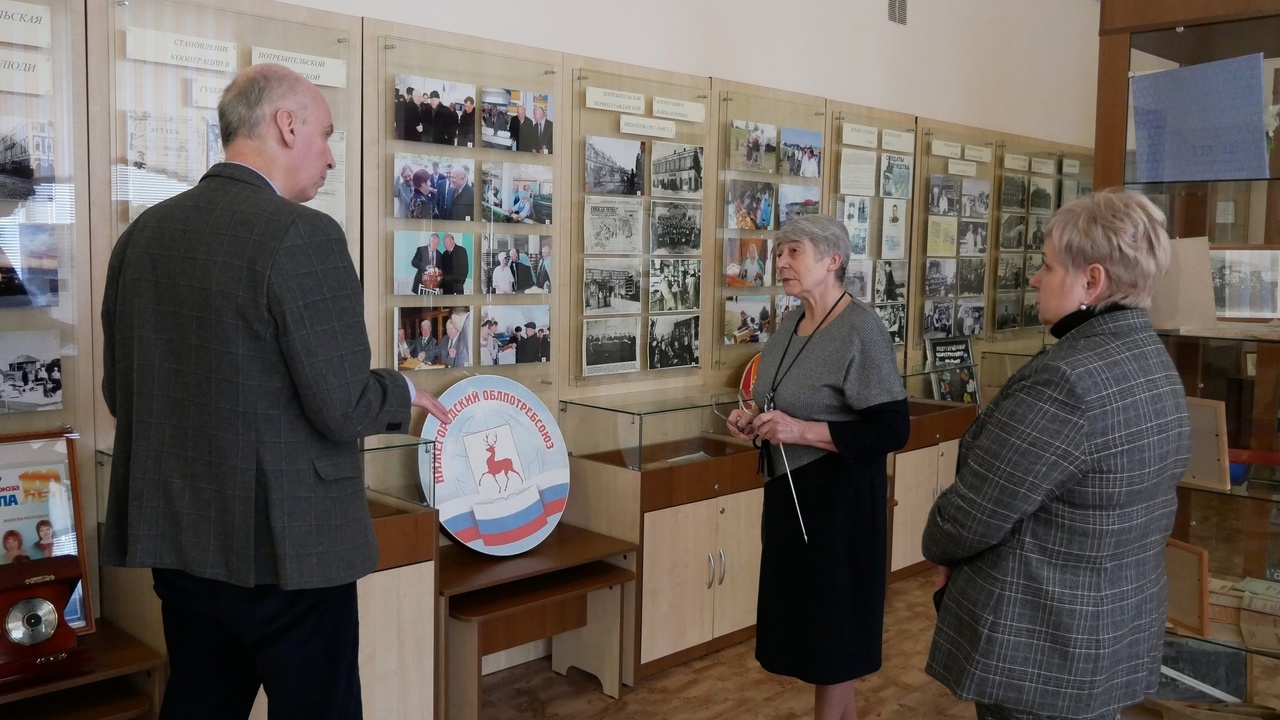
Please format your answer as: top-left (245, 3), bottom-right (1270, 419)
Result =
top-left (1131, 53), bottom-right (1269, 183)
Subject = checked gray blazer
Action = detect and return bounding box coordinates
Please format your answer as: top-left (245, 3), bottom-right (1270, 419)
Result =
top-left (102, 163), bottom-right (412, 591)
top-left (923, 308), bottom-right (1190, 717)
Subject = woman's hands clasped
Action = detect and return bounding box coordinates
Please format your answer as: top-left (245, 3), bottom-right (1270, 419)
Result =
top-left (725, 403), bottom-right (759, 442)
top-left (724, 404), bottom-right (808, 445)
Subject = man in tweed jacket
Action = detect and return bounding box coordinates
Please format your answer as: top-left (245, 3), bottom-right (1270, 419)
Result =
top-left (102, 64), bottom-right (448, 720)
top-left (923, 190), bottom-right (1191, 720)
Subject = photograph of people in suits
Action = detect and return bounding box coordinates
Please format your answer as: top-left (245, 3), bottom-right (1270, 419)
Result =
top-left (393, 231), bottom-right (474, 296)
top-left (480, 87), bottom-right (554, 153)
top-left (480, 305), bottom-right (550, 365)
top-left (102, 64), bottom-right (451, 720)
top-left (439, 232), bottom-right (470, 295)
top-left (391, 152), bottom-right (475, 220)
top-left (482, 233), bottom-right (547, 294)
top-left (393, 74), bottom-right (474, 147)
top-left (396, 306), bottom-right (471, 369)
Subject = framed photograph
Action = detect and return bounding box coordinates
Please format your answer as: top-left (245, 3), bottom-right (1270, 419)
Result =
top-left (932, 365), bottom-right (979, 404)
top-left (845, 259), bottom-right (873, 303)
top-left (997, 254), bottom-right (1024, 291)
top-left (650, 259), bottom-right (701, 313)
top-left (725, 180), bottom-right (775, 230)
top-left (393, 75), bottom-right (476, 147)
top-left (1023, 291), bottom-right (1042, 328)
top-left (395, 306), bottom-right (473, 369)
top-left (480, 88), bottom-right (553, 153)
top-left (729, 119), bottom-right (778, 173)
top-left (724, 237), bottom-right (772, 288)
top-left (648, 314), bottom-right (700, 370)
top-left (928, 174), bottom-right (959, 216)
top-left (956, 297), bottom-right (986, 336)
top-left (393, 231), bottom-right (474, 296)
top-left (584, 317), bottom-right (640, 376)
top-left (583, 259), bottom-right (643, 315)
top-left (957, 258), bottom-right (986, 296)
top-left (999, 213), bottom-right (1026, 251)
top-left (881, 199), bottom-right (905, 260)
top-left (391, 152), bottom-right (476, 220)
top-left (583, 196), bottom-right (643, 255)
top-left (926, 334), bottom-right (974, 367)
top-left (1210, 249), bottom-right (1280, 318)
top-left (650, 200), bottom-right (702, 255)
top-left (479, 305), bottom-right (550, 366)
top-left (0, 430), bottom-right (92, 633)
top-left (874, 302), bottom-right (906, 345)
top-left (880, 153), bottom-right (914, 199)
top-left (995, 293), bottom-right (1022, 330)
top-left (924, 258), bottom-right (957, 298)
top-left (958, 219), bottom-right (988, 256)
top-left (585, 135), bottom-right (645, 195)
top-left (1000, 174), bottom-right (1028, 212)
top-left (651, 142), bottom-right (704, 198)
top-left (1026, 215), bottom-right (1047, 251)
top-left (1024, 253), bottom-right (1044, 287)
top-left (482, 234), bottom-right (550, 294)
top-left (778, 184), bottom-right (821, 228)
top-left (0, 330), bottom-right (62, 413)
top-left (923, 298), bottom-right (955, 339)
top-left (1029, 176), bottom-right (1056, 214)
top-left (483, 163), bottom-right (553, 225)
top-left (961, 178), bottom-right (991, 219)
top-left (875, 260), bottom-right (908, 303)
top-left (780, 127), bottom-right (823, 177)
top-left (724, 295), bottom-right (772, 345)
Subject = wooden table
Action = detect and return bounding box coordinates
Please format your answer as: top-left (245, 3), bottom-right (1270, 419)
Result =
top-left (437, 524), bottom-right (638, 720)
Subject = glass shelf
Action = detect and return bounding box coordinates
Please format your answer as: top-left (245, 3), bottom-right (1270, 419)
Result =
top-left (560, 385), bottom-right (745, 417)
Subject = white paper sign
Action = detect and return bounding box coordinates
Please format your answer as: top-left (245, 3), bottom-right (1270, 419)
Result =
top-left (1061, 158), bottom-right (1081, 175)
top-left (964, 145), bottom-right (992, 163)
top-left (1216, 201), bottom-right (1235, 224)
top-left (619, 114), bottom-right (675, 139)
top-left (1031, 157), bottom-right (1056, 174)
top-left (252, 47), bottom-right (346, 88)
top-left (127, 27), bottom-right (237, 72)
top-left (190, 78), bottom-right (227, 109)
top-left (585, 87), bottom-right (644, 114)
top-left (0, 1), bottom-right (50, 49)
top-left (1004, 153), bottom-right (1029, 171)
top-left (126, 111), bottom-right (204, 183)
top-left (840, 147), bottom-right (877, 196)
top-left (882, 129), bottom-right (915, 153)
top-left (842, 123), bottom-right (878, 149)
top-left (948, 159), bottom-right (977, 177)
top-left (652, 96), bottom-right (705, 123)
top-left (0, 47), bottom-right (50, 95)
top-left (931, 140), bottom-right (962, 159)
top-left (303, 130), bottom-right (346, 229)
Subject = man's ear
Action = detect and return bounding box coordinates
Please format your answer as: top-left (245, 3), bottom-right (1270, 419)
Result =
top-left (275, 108), bottom-right (298, 149)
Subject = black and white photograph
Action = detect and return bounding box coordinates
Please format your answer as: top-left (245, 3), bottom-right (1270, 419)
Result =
top-left (999, 213), bottom-right (1027, 250)
top-left (844, 195), bottom-right (871, 258)
top-left (882, 199), bottom-right (905, 259)
top-left (1029, 176), bottom-right (1056, 214)
top-left (724, 295), bottom-right (772, 345)
top-left (0, 118), bottom-right (51, 200)
top-left (724, 237), bottom-right (772, 288)
top-left (775, 294), bottom-right (802, 325)
top-left (958, 258), bottom-right (986, 296)
top-left (1024, 253), bottom-right (1043, 287)
top-left (875, 259), bottom-right (907, 303)
top-left (729, 119), bottom-right (777, 173)
top-left (1210, 249), bottom-right (1280, 318)
top-left (482, 234), bottom-right (551, 294)
top-left (584, 196), bottom-right (642, 254)
top-left (1001, 174), bottom-right (1028, 212)
top-left (958, 219), bottom-right (988, 256)
top-left (648, 314), bottom-right (699, 370)
top-left (1023, 291), bottom-right (1042, 328)
top-left (394, 306), bottom-right (472, 370)
top-left (584, 259), bottom-right (643, 315)
top-left (650, 259), bottom-right (701, 313)
top-left (651, 200), bottom-right (702, 255)
top-left (479, 305), bottom-right (551, 365)
top-left (393, 231), bottom-right (475, 295)
top-left (778, 184), bottom-right (820, 228)
top-left (393, 75), bottom-right (476, 147)
top-left (585, 135), bottom-right (645, 195)
top-left (1027, 215), bottom-right (1047, 250)
top-left (780, 127), bottom-right (823, 177)
top-left (956, 298), bottom-right (985, 336)
top-left (928, 174), bottom-right (960, 216)
top-left (924, 258), bottom-right (957, 298)
top-left (651, 142), bottom-right (704, 198)
top-left (960, 177), bottom-right (991, 219)
top-left (923, 298), bottom-right (954, 339)
top-left (1060, 178), bottom-right (1080, 207)
top-left (584, 317), bottom-right (640, 376)
top-left (391, 152), bottom-right (476, 220)
top-left (874, 303), bottom-right (906, 345)
top-left (0, 224), bottom-right (61, 308)
top-left (995, 293), bottom-right (1021, 331)
top-left (845, 259), bottom-right (873, 302)
top-left (997, 254), bottom-right (1024, 291)
top-left (726, 179), bottom-right (775, 230)
top-left (480, 88), bottom-right (553, 153)
top-left (0, 330), bottom-right (61, 413)
top-left (484, 163), bottom-right (553, 225)
top-left (880, 153), bottom-right (914, 199)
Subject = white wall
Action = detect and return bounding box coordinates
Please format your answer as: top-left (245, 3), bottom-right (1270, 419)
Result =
top-left (282, 0), bottom-right (1101, 147)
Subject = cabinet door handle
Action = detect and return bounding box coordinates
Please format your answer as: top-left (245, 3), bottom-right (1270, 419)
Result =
top-left (707, 553), bottom-right (715, 589)
top-left (718, 549), bottom-right (727, 585)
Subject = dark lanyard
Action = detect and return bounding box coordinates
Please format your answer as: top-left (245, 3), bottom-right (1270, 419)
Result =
top-left (768, 292), bottom-right (848, 403)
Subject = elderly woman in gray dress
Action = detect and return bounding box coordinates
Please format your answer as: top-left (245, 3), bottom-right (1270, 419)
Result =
top-left (725, 214), bottom-right (908, 720)
top-left (924, 189), bottom-right (1191, 720)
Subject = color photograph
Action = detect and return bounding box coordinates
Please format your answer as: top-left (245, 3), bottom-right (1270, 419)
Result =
top-left (391, 153), bottom-right (476, 220)
top-left (481, 88), bottom-right (553, 153)
top-left (585, 136), bottom-right (645, 195)
top-left (651, 142), bottom-right (704, 198)
top-left (393, 75), bottom-right (476, 147)
top-left (724, 237), bottom-right (772, 288)
top-left (723, 295), bottom-right (772, 344)
top-left (0, 223), bottom-right (61, 308)
top-left (393, 231), bottom-right (474, 295)
top-left (484, 163), bottom-right (554, 225)
top-left (394, 306), bottom-right (472, 370)
top-left (479, 305), bottom-right (551, 365)
top-left (778, 184), bottom-right (820, 228)
top-left (780, 127), bottom-right (823, 177)
top-left (729, 119), bottom-right (777, 173)
top-left (725, 180), bottom-right (775, 230)
top-left (482, 234), bottom-right (550, 294)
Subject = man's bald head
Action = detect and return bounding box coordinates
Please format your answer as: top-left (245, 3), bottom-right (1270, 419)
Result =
top-left (218, 64), bottom-right (316, 148)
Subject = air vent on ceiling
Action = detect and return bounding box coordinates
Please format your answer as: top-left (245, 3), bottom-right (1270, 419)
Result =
top-left (889, 0), bottom-right (906, 25)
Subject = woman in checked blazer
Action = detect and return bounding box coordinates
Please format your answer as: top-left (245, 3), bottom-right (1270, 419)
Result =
top-left (923, 189), bottom-right (1192, 720)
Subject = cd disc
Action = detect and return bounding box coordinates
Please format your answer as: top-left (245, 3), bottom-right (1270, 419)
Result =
top-left (6, 598), bottom-right (57, 645)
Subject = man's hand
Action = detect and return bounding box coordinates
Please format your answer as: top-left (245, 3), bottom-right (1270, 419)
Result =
top-left (412, 388), bottom-right (450, 424)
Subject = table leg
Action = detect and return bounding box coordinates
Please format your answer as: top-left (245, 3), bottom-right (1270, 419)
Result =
top-left (551, 583), bottom-right (623, 699)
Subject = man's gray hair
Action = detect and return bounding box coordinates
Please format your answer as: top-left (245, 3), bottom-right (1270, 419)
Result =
top-left (775, 214), bottom-right (850, 281)
top-left (217, 64), bottom-right (307, 148)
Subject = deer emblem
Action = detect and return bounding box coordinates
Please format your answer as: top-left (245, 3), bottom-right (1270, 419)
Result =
top-left (481, 432), bottom-right (524, 492)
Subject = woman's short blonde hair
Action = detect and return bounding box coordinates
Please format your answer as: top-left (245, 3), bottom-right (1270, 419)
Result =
top-left (1045, 188), bottom-right (1170, 309)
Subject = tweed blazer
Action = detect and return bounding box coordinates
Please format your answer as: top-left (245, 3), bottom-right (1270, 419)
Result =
top-left (101, 163), bottom-right (412, 591)
top-left (922, 308), bottom-right (1190, 716)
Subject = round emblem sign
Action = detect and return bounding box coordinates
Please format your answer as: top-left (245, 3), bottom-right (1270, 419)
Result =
top-left (420, 376), bottom-right (569, 556)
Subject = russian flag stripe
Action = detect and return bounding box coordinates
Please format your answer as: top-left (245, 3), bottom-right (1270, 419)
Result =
top-left (539, 483), bottom-right (570, 503)
top-left (481, 513), bottom-right (548, 546)
top-left (476, 497), bottom-right (545, 535)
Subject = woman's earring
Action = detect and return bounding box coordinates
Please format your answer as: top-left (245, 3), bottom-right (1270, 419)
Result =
top-left (1079, 303), bottom-right (1089, 311)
